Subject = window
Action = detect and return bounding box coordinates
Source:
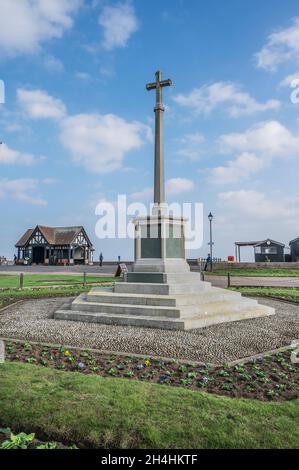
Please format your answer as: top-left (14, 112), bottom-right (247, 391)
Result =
top-left (261, 246), bottom-right (277, 255)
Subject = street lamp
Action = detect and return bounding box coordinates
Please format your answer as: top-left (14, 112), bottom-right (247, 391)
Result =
top-left (208, 212), bottom-right (214, 272)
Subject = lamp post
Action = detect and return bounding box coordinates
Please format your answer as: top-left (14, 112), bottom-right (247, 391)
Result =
top-left (208, 212), bottom-right (214, 272)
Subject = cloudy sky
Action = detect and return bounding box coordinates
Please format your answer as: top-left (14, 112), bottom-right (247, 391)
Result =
top-left (0, 0), bottom-right (299, 261)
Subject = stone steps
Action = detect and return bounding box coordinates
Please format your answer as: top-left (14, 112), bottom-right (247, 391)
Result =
top-left (179, 297), bottom-right (258, 317)
top-left (55, 303), bottom-right (274, 331)
top-left (72, 293), bottom-right (258, 319)
top-left (54, 271), bottom-right (275, 330)
top-left (114, 281), bottom-right (211, 295)
top-left (86, 287), bottom-right (243, 307)
top-left (54, 309), bottom-right (186, 330)
top-left (72, 295), bottom-right (181, 318)
top-left (183, 305), bottom-right (274, 330)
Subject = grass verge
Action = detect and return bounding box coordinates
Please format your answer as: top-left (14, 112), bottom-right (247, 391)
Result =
top-left (0, 274), bottom-right (114, 289)
top-left (231, 287), bottom-right (299, 303)
top-left (0, 286), bottom-right (94, 310)
top-left (0, 362), bottom-right (298, 449)
top-left (209, 268), bottom-right (299, 277)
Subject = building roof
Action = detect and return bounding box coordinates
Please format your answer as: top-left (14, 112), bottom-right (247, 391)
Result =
top-left (289, 237), bottom-right (299, 245)
top-left (235, 239), bottom-right (285, 248)
top-left (15, 229), bottom-right (34, 247)
top-left (15, 225), bottom-right (93, 247)
top-left (235, 241), bottom-right (261, 247)
top-left (254, 239), bottom-right (285, 248)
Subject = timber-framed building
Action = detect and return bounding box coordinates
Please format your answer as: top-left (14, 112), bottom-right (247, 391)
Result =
top-left (15, 225), bottom-right (94, 265)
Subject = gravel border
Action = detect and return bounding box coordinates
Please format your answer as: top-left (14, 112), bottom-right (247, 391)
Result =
top-left (0, 297), bottom-right (298, 364)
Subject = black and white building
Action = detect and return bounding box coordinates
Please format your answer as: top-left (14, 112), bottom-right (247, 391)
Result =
top-left (15, 225), bottom-right (94, 265)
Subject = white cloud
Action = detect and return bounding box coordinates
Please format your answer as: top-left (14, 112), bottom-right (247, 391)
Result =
top-left (44, 55), bottom-right (64, 72)
top-left (0, 178), bottom-right (47, 205)
top-left (208, 152), bottom-right (269, 185)
top-left (173, 82), bottom-right (280, 117)
top-left (99, 1), bottom-right (138, 50)
top-left (0, 0), bottom-right (81, 56)
top-left (130, 186), bottom-right (153, 201)
top-left (17, 88), bottom-right (67, 120)
top-left (131, 178), bottom-right (194, 201)
top-left (219, 120), bottom-right (299, 157)
top-left (0, 143), bottom-right (37, 166)
top-left (279, 71), bottom-right (299, 87)
top-left (218, 189), bottom-right (299, 222)
top-left (60, 113), bottom-right (151, 174)
top-left (175, 132), bottom-right (205, 161)
top-left (166, 178), bottom-right (194, 195)
top-left (16, 87), bottom-right (152, 174)
top-left (206, 120), bottom-right (299, 185)
top-left (75, 72), bottom-right (91, 81)
top-left (256, 17), bottom-right (299, 71)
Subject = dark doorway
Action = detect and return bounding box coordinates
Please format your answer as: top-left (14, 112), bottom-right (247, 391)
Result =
top-left (32, 247), bottom-right (45, 264)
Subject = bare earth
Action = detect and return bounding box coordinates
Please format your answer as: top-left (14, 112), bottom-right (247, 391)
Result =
top-left (0, 297), bottom-right (298, 364)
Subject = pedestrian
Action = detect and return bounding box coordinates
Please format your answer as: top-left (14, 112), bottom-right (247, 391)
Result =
top-left (204, 253), bottom-right (212, 271)
top-left (99, 252), bottom-right (103, 267)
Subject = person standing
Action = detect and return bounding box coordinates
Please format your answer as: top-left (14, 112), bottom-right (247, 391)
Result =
top-left (99, 252), bottom-right (103, 267)
top-left (204, 253), bottom-right (212, 271)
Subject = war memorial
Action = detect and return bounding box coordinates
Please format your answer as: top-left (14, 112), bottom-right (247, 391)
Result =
top-left (55, 72), bottom-right (274, 329)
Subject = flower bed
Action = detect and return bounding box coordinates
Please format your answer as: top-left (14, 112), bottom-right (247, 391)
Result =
top-left (3, 340), bottom-right (298, 401)
top-left (0, 428), bottom-right (77, 449)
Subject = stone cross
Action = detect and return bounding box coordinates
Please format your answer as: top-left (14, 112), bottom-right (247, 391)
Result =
top-left (146, 71), bottom-right (172, 210)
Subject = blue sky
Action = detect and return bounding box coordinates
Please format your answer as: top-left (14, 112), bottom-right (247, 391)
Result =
top-left (0, 0), bottom-right (299, 261)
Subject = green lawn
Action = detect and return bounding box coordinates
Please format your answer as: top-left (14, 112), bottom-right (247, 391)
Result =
top-left (231, 287), bottom-right (299, 302)
top-left (0, 274), bottom-right (114, 289)
top-left (209, 268), bottom-right (299, 277)
top-left (0, 286), bottom-right (102, 309)
top-left (0, 362), bottom-right (298, 449)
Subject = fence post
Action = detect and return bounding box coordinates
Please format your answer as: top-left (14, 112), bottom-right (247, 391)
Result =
top-left (83, 272), bottom-right (87, 287)
top-left (227, 272), bottom-right (231, 288)
top-left (20, 273), bottom-right (24, 290)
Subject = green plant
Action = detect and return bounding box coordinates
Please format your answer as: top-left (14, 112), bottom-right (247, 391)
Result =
top-left (218, 369), bottom-right (230, 377)
top-left (26, 357), bottom-right (37, 364)
top-left (0, 432), bottom-right (35, 449)
top-left (266, 389), bottom-right (277, 400)
top-left (180, 378), bottom-right (193, 386)
top-left (126, 371), bottom-right (135, 378)
top-left (187, 372), bottom-right (197, 379)
top-left (234, 364), bottom-right (245, 374)
top-left (36, 442), bottom-right (57, 449)
top-left (222, 383), bottom-right (232, 391)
